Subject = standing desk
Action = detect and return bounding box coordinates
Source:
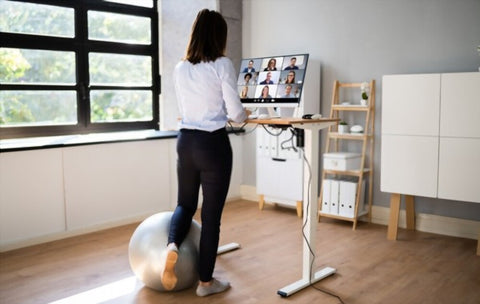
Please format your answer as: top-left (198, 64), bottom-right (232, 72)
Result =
top-left (246, 117), bottom-right (339, 297)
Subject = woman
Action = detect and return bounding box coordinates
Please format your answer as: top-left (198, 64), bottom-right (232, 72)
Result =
top-left (161, 9), bottom-right (248, 297)
top-left (240, 85), bottom-right (249, 98)
top-left (259, 85), bottom-right (272, 98)
top-left (243, 72), bottom-right (253, 85)
top-left (285, 71), bottom-right (296, 84)
top-left (263, 58), bottom-right (277, 71)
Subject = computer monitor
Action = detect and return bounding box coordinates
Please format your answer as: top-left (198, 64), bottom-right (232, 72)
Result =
top-left (237, 54), bottom-right (309, 109)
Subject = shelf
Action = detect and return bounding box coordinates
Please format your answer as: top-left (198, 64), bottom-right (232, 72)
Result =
top-left (328, 132), bottom-right (372, 140)
top-left (318, 209), bottom-right (369, 221)
top-left (323, 168), bottom-right (371, 176)
top-left (320, 80), bottom-right (376, 230)
top-left (332, 105), bottom-right (369, 111)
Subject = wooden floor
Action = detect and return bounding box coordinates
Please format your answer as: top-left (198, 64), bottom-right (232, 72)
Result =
top-left (1, 200), bottom-right (479, 304)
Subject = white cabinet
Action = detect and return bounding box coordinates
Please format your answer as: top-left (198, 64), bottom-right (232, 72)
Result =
top-left (381, 72), bottom-right (480, 203)
top-left (0, 135), bottom-right (244, 250)
top-left (381, 135), bottom-right (438, 197)
top-left (440, 72), bottom-right (480, 138)
top-left (382, 74), bottom-right (440, 136)
top-left (438, 138), bottom-right (480, 202)
top-left (0, 150), bottom-right (66, 244)
top-left (256, 127), bottom-right (303, 206)
top-left (63, 141), bottom-right (173, 230)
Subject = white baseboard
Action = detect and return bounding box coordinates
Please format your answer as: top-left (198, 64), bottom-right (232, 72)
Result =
top-left (240, 184), bottom-right (259, 202)
top-left (0, 213), bottom-right (154, 252)
top-left (371, 205), bottom-right (480, 240)
top-left (241, 184), bottom-right (480, 240)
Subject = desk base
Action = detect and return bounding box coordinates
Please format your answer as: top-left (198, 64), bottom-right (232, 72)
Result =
top-left (277, 267), bottom-right (336, 297)
top-left (217, 242), bottom-right (240, 255)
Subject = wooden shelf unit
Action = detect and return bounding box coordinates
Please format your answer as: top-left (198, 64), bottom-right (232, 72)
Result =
top-left (319, 80), bottom-right (376, 229)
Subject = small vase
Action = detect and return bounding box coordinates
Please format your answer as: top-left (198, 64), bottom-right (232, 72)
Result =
top-left (338, 125), bottom-right (349, 134)
top-left (360, 99), bottom-right (367, 106)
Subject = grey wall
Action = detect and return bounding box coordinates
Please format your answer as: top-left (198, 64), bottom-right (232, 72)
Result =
top-left (242, 0), bottom-right (480, 220)
top-left (159, 0), bottom-right (242, 131)
top-left (219, 0), bottom-right (243, 72)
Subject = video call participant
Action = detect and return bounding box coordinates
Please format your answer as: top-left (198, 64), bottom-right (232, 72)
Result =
top-left (263, 58), bottom-right (277, 71)
top-left (240, 86), bottom-right (249, 98)
top-left (242, 60), bottom-right (256, 72)
top-left (259, 85), bottom-right (272, 98)
top-left (284, 71), bottom-right (296, 84)
top-left (282, 84), bottom-right (295, 98)
top-left (284, 57), bottom-right (299, 70)
top-left (260, 72), bottom-right (274, 84)
top-left (243, 73), bottom-right (253, 85)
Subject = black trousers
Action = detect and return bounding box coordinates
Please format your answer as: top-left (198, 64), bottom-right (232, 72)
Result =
top-left (168, 127), bottom-right (232, 282)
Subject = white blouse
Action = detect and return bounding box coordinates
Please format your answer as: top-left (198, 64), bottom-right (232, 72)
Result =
top-left (174, 57), bottom-right (247, 132)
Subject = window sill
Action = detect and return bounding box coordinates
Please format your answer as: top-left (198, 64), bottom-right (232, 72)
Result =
top-left (0, 129), bottom-right (178, 152)
top-left (0, 127), bottom-right (245, 152)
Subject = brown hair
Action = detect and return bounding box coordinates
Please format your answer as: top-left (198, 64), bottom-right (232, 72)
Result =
top-left (185, 9), bottom-right (228, 64)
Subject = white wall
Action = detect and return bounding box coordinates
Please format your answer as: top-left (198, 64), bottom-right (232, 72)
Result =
top-left (242, 0), bottom-right (480, 220)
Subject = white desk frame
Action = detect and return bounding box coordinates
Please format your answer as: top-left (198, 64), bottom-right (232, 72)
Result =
top-left (246, 118), bottom-right (339, 297)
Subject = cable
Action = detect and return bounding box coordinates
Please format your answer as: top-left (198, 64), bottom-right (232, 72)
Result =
top-left (241, 123), bottom-right (259, 134)
top-left (280, 127), bottom-right (297, 152)
top-left (227, 121), bottom-right (258, 135)
top-left (300, 148), bottom-right (346, 304)
top-left (261, 124), bottom-right (283, 136)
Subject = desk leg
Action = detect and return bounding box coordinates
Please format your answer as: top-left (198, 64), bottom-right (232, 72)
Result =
top-left (477, 232), bottom-right (480, 256)
top-left (387, 193), bottom-right (401, 240)
top-left (217, 242), bottom-right (240, 255)
top-left (405, 195), bottom-right (415, 230)
top-left (277, 126), bottom-right (336, 297)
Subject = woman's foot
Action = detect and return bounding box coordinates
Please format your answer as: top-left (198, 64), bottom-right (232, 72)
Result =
top-left (196, 278), bottom-right (231, 297)
top-left (160, 243), bottom-right (178, 290)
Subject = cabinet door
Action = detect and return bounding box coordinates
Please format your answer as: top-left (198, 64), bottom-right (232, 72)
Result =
top-left (382, 74), bottom-right (440, 136)
top-left (440, 72), bottom-right (480, 138)
top-left (64, 141), bottom-right (172, 230)
top-left (257, 156), bottom-right (303, 201)
top-left (0, 149), bottom-right (66, 247)
top-left (438, 138), bottom-right (480, 203)
top-left (381, 134), bottom-right (438, 197)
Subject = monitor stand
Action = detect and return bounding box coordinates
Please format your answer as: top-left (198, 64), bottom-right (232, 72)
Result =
top-left (275, 107), bottom-right (300, 118)
top-left (267, 107), bottom-right (280, 118)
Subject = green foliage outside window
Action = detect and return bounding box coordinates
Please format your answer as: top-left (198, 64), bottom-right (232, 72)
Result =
top-left (0, 0), bottom-right (157, 131)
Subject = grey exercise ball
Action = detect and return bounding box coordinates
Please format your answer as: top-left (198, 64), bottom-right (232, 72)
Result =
top-left (128, 211), bottom-right (201, 291)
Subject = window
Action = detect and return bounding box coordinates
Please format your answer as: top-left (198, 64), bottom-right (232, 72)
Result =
top-left (0, 0), bottom-right (159, 139)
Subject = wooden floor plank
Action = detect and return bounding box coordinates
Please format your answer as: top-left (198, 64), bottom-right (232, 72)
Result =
top-left (1, 200), bottom-right (479, 304)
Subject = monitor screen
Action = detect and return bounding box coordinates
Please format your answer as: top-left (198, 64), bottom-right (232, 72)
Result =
top-left (237, 54), bottom-right (309, 108)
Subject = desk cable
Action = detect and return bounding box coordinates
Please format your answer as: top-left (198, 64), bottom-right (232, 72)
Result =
top-left (261, 124), bottom-right (284, 136)
top-left (227, 121), bottom-right (258, 135)
top-left (300, 147), bottom-right (346, 304)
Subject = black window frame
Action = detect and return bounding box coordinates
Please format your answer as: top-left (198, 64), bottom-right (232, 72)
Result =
top-left (0, 0), bottom-right (160, 139)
